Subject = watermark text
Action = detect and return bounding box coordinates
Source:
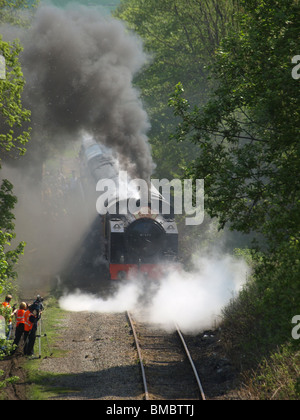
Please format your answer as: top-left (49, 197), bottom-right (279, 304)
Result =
top-left (292, 315), bottom-right (300, 340)
top-left (292, 55), bottom-right (300, 80)
top-left (96, 171), bottom-right (204, 226)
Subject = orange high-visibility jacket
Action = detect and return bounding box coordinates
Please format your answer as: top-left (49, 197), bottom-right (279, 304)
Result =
top-left (2, 302), bottom-right (13, 323)
top-left (24, 310), bottom-right (34, 332)
top-left (16, 309), bottom-right (25, 327)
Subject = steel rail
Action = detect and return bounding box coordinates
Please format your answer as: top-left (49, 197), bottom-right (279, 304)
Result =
top-left (128, 311), bottom-right (206, 401)
top-left (127, 311), bottom-right (150, 401)
top-left (175, 323), bottom-right (206, 401)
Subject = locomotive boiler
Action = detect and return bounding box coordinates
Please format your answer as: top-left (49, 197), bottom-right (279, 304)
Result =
top-left (80, 136), bottom-right (178, 281)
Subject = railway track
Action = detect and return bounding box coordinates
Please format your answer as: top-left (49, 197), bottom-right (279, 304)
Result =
top-left (127, 311), bottom-right (206, 401)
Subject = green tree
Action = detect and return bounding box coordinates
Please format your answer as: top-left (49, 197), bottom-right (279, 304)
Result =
top-left (0, 180), bottom-right (25, 295)
top-left (114, 0), bottom-right (239, 179)
top-left (0, 38), bottom-right (31, 159)
top-left (0, 0), bottom-right (38, 27)
top-left (0, 1), bottom-right (32, 295)
top-left (169, 0), bottom-right (300, 248)
top-left (169, 0), bottom-right (300, 360)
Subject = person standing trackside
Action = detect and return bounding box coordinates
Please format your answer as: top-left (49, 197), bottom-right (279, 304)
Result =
top-left (24, 306), bottom-right (37, 356)
top-left (1, 295), bottom-right (16, 339)
top-left (1, 295), bottom-right (12, 309)
top-left (24, 296), bottom-right (44, 356)
top-left (13, 303), bottom-right (27, 348)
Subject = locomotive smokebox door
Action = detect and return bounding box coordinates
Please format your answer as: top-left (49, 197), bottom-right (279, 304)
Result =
top-left (126, 218), bottom-right (166, 263)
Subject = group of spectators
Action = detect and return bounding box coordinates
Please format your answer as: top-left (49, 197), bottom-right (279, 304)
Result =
top-left (1, 294), bottom-right (44, 356)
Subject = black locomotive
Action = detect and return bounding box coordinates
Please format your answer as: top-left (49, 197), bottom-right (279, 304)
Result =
top-left (80, 137), bottom-right (178, 280)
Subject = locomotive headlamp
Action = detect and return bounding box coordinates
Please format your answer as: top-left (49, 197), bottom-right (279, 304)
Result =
top-left (110, 220), bottom-right (124, 233)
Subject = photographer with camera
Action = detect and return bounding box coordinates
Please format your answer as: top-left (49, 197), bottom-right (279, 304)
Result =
top-left (24, 295), bottom-right (44, 357)
top-left (30, 295), bottom-right (44, 315)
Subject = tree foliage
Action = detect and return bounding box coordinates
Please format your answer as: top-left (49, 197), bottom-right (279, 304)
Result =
top-left (0, 0), bottom-right (34, 160)
top-left (169, 0), bottom-right (300, 367)
top-left (114, 0), bottom-right (239, 179)
top-left (0, 179), bottom-right (25, 294)
top-left (169, 0), bottom-right (300, 248)
top-left (0, 37), bottom-right (31, 159)
top-left (0, 0), bottom-right (32, 294)
top-left (115, 0), bottom-right (238, 100)
top-left (0, 0), bottom-right (38, 27)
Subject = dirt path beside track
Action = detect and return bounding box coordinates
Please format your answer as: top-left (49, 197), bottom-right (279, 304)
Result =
top-left (1, 310), bottom-right (242, 400)
top-left (39, 311), bottom-right (144, 400)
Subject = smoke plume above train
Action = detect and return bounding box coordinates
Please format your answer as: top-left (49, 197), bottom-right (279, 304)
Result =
top-left (20, 5), bottom-right (154, 179)
top-left (0, 4), bottom-right (155, 288)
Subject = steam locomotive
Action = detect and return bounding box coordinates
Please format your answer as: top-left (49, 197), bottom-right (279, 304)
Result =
top-left (80, 136), bottom-right (178, 281)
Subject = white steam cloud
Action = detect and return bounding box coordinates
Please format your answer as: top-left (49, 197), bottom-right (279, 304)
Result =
top-left (59, 253), bottom-right (250, 334)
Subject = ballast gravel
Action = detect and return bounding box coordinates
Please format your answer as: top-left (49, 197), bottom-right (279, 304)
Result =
top-left (39, 311), bottom-right (144, 400)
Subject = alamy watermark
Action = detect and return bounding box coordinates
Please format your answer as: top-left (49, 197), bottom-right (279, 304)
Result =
top-left (96, 171), bottom-right (204, 226)
top-left (292, 55), bottom-right (300, 80)
top-left (292, 315), bottom-right (300, 340)
top-left (0, 55), bottom-right (6, 80)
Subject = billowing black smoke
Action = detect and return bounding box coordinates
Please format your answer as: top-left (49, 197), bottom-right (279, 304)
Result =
top-left (0, 5), bottom-right (155, 291)
top-left (20, 5), bottom-right (153, 180)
